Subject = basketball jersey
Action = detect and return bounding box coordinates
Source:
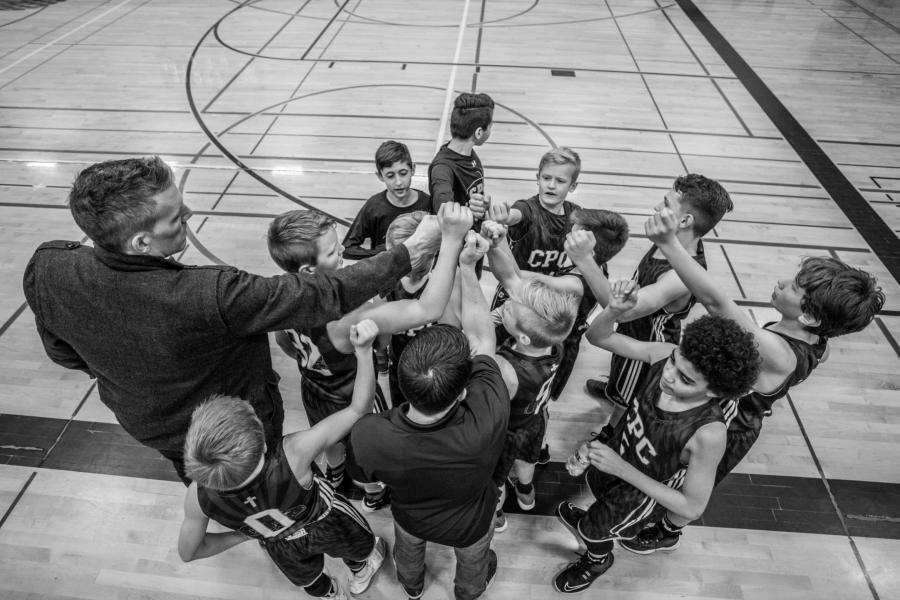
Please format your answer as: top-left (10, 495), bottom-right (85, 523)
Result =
top-left (285, 325), bottom-right (358, 405)
top-left (614, 359), bottom-right (724, 490)
top-left (608, 242), bottom-right (707, 404)
top-left (722, 324), bottom-right (827, 430)
top-left (381, 277), bottom-right (432, 361)
top-left (196, 443), bottom-right (332, 542)
top-left (497, 341), bottom-right (561, 429)
top-left (508, 195), bottom-right (581, 275)
top-left (572, 270), bottom-right (601, 337)
top-left (428, 144), bottom-right (484, 207)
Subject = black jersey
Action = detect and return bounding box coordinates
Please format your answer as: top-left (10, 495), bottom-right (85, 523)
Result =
top-left (342, 189), bottom-right (433, 260)
top-left (428, 144), bottom-right (484, 212)
top-left (196, 442), bottom-right (332, 542)
top-left (608, 242), bottom-right (707, 404)
top-left (722, 324), bottom-right (828, 431)
top-left (508, 195), bottom-right (581, 275)
top-left (286, 325), bottom-right (358, 405)
top-left (497, 341), bottom-right (561, 429)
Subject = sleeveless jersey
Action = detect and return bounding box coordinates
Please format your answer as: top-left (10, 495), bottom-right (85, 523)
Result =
top-left (508, 195), bottom-right (581, 275)
top-left (497, 341), bottom-right (561, 429)
top-left (608, 242), bottom-right (707, 404)
top-left (721, 324), bottom-right (827, 431)
top-left (285, 325), bottom-right (358, 405)
top-left (196, 443), bottom-right (332, 543)
top-left (615, 359), bottom-right (724, 491)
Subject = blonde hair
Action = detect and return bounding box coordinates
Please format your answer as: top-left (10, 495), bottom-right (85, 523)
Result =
top-left (513, 279), bottom-right (578, 347)
top-left (386, 210), bottom-right (440, 280)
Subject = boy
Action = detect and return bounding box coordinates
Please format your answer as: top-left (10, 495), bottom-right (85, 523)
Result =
top-left (267, 204), bottom-right (472, 508)
top-left (580, 174), bottom-right (733, 410)
top-left (342, 140), bottom-right (432, 259)
top-left (429, 92), bottom-right (494, 219)
top-left (178, 319), bottom-right (385, 600)
top-left (484, 232), bottom-right (579, 529)
top-left (349, 232), bottom-right (506, 600)
top-left (552, 281), bottom-right (761, 594)
top-left (618, 208), bottom-right (885, 554)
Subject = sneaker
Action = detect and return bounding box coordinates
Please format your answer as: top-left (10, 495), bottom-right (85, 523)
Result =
top-left (584, 378), bottom-right (608, 399)
top-left (323, 577), bottom-right (347, 599)
top-left (348, 537), bottom-right (386, 594)
top-left (494, 509), bottom-right (508, 533)
top-left (362, 487), bottom-right (390, 513)
top-left (556, 501), bottom-right (586, 543)
top-left (536, 444), bottom-right (551, 465)
top-left (552, 552), bottom-right (614, 594)
top-left (401, 585), bottom-right (423, 600)
top-left (509, 476), bottom-right (535, 511)
top-left (325, 464), bottom-right (345, 489)
top-left (483, 549), bottom-right (499, 592)
top-left (619, 524), bottom-right (681, 555)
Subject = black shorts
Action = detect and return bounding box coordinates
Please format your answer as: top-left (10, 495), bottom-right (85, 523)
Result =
top-left (577, 468), bottom-right (665, 543)
top-left (716, 421), bottom-right (762, 485)
top-left (492, 410), bottom-right (547, 485)
top-left (263, 494), bottom-right (374, 586)
top-left (301, 379), bottom-right (387, 427)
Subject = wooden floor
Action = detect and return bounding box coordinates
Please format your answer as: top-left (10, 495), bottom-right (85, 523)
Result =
top-left (1, 0), bottom-right (899, 598)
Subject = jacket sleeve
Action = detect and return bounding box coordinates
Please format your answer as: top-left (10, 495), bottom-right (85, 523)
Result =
top-left (217, 244), bottom-right (412, 335)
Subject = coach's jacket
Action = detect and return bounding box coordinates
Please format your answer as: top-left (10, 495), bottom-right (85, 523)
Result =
top-left (23, 240), bottom-right (410, 456)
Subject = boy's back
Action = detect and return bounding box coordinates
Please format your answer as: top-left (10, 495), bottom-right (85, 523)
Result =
top-left (428, 144), bottom-right (484, 212)
top-left (497, 340), bottom-right (560, 429)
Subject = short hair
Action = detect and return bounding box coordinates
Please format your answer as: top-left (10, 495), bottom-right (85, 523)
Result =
top-left (267, 210), bottom-right (335, 272)
top-left (570, 209), bottom-right (629, 265)
top-left (375, 140), bottom-right (413, 173)
top-left (385, 211), bottom-right (439, 280)
top-left (796, 256), bottom-right (884, 338)
top-left (679, 315), bottom-right (760, 399)
top-left (68, 156), bottom-right (175, 251)
top-left (450, 93), bottom-right (494, 139)
top-left (398, 324), bottom-right (472, 414)
top-left (673, 173), bottom-right (733, 237)
top-left (513, 279), bottom-right (579, 347)
top-left (184, 395), bottom-right (265, 491)
top-left (538, 147), bottom-right (582, 183)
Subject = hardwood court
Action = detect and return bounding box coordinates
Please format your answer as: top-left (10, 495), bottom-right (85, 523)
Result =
top-left (1, 0), bottom-right (899, 598)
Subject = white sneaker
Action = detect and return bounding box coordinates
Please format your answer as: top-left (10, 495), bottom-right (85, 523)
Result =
top-left (324, 576), bottom-right (347, 600)
top-left (348, 537), bottom-right (386, 594)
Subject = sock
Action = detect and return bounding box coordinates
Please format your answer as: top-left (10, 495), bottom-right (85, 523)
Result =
top-left (303, 573), bottom-right (334, 597)
top-left (366, 488), bottom-right (386, 501)
top-left (348, 560), bottom-right (367, 575)
top-left (586, 550), bottom-right (609, 564)
top-left (661, 514), bottom-right (684, 535)
top-left (515, 480), bottom-right (534, 494)
top-left (326, 462), bottom-right (344, 478)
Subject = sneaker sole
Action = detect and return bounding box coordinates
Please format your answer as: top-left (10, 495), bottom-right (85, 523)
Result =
top-left (618, 537), bottom-right (681, 555)
top-left (349, 538), bottom-right (386, 594)
top-left (516, 497), bottom-right (536, 511)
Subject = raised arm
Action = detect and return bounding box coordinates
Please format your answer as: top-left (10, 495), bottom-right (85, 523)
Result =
top-left (488, 200), bottom-right (523, 228)
top-left (566, 230), bottom-right (611, 306)
top-left (429, 162), bottom-right (456, 212)
top-left (585, 279), bottom-right (673, 364)
top-left (586, 421), bottom-right (726, 521)
top-left (484, 221), bottom-right (523, 293)
top-left (284, 320), bottom-right (379, 469)
top-left (459, 232), bottom-right (494, 356)
top-left (178, 483), bottom-right (250, 562)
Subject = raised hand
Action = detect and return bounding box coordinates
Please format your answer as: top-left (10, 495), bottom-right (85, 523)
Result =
top-left (349, 318), bottom-right (379, 350)
top-left (438, 202), bottom-right (474, 240)
top-left (403, 214), bottom-right (441, 273)
top-left (488, 201), bottom-right (511, 225)
top-left (480, 220), bottom-right (507, 247)
top-left (564, 230), bottom-right (597, 263)
top-left (645, 207), bottom-right (680, 246)
top-left (608, 279), bottom-right (639, 313)
top-left (459, 230), bottom-right (490, 266)
top-left (469, 191), bottom-right (490, 219)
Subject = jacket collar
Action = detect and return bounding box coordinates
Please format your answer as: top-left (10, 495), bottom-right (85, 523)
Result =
top-left (93, 244), bottom-right (185, 272)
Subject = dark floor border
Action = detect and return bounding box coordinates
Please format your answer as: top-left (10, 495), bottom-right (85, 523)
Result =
top-left (674, 0), bottom-right (900, 285)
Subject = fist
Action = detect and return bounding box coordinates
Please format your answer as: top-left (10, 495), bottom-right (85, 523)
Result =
top-left (645, 207), bottom-right (680, 245)
top-left (608, 279), bottom-right (639, 312)
top-left (350, 319), bottom-right (380, 349)
top-left (459, 231), bottom-right (490, 266)
top-left (488, 201), bottom-right (511, 225)
top-left (469, 191), bottom-right (490, 219)
top-left (438, 202), bottom-right (474, 239)
top-left (564, 230), bottom-right (597, 262)
top-left (480, 220), bottom-right (507, 247)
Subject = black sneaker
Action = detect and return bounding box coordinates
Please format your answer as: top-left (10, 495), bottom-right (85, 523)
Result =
top-left (556, 501), bottom-right (586, 543)
top-left (362, 487), bottom-right (390, 513)
top-left (536, 444), bottom-right (551, 465)
top-left (483, 549), bottom-right (498, 592)
top-left (324, 464), bottom-right (344, 489)
top-left (619, 524), bottom-right (682, 555)
top-left (584, 378), bottom-right (608, 399)
top-left (552, 552), bottom-right (614, 594)
top-left (401, 584), bottom-right (423, 600)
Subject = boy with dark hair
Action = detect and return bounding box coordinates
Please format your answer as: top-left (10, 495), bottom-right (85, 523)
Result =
top-left (552, 281), bottom-right (761, 594)
top-left (582, 174), bottom-right (733, 412)
top-left (619, 208), bottom-right (885, 554)
top-left (349, 232), bottom-right (508, 600)
top-left (266, 204), bottom-right (472, 509)
top-left (429, 92), bottom-right (495, 219)
top-left (178, 320), bottom-right (385, 600)
top-left (342, 140), bottom-right (432, 259)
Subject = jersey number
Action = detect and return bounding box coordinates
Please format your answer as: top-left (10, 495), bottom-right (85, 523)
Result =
top-left (243, 508), bottom-right (296, 538)
top-left (288, 330), bottom-right (332, 376)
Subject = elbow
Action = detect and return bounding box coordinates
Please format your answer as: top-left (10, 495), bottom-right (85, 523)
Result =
top-left (178, 547), bottom-right (197, 563)
top-left (681, 502), bottom-right (708, 523)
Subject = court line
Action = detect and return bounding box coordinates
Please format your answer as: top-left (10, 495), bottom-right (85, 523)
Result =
top-left (0, 0), bottom-right (136, 77)
top-left (0, 471), bottom-right (37, 532)
top-left (469, 0), bottom-right (487, 92)
top-left (434, 0), bottom-right (472, 156)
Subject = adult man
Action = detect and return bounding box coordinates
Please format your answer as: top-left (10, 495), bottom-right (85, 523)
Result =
top-left (23, 156), bottom-right (438, 482)
top-left (349, 231), bottom-right (507, 600)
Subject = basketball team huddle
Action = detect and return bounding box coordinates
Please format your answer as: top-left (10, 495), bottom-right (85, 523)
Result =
top-left (23, 92), bottom-right (885, 600)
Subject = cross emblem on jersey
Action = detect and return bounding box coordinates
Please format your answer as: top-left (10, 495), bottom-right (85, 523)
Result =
top-left (243, 496), bottom-right (258, 509)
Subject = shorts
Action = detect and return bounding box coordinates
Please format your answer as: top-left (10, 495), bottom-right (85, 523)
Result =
top-left (577, 468), bottom-right (665, 543)
top-left (301, 379), bottom-right (387, 427)
top-left (492, 410), bottom-right (547, 485)
top-left (716, 421), bottom-right (762, 485)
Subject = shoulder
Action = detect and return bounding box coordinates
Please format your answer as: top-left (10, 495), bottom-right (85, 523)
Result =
top-left (689, 419), bottom-right (726, 452)
top-left (468, 355), bottom-right (506, 391)
top-left (362, 191), bottom-right (387, 208)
